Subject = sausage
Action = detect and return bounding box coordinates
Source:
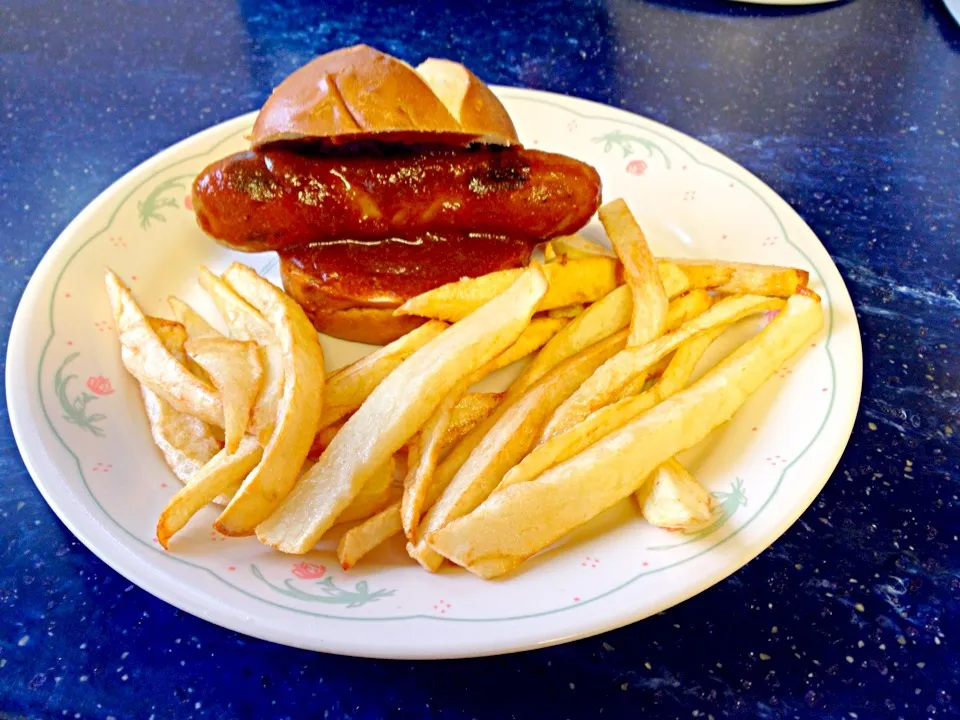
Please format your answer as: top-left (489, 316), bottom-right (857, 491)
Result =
top-left (192, 147), bottom-right (602, 252)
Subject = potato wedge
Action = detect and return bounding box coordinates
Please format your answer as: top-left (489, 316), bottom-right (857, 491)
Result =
top-left (185, 337), bottom-right (264, 453)
top-left (335, 458), bottom-right (396, 526)
top-left (199, 266), bottom-right (284, 445)
top-left (256, 265), bottom-right (548, 554)
top-left (320, 320), bottom-right (448, 430)
top-left (156, 435), bottom-right (263, 549)
top-left (409, 328), bottom-right (629, 571)
top-left (635, 459), bottom-right (712, 530)
top-left (539, 294), bottom-right (784, 441)
top-left (396, 257), bottom-right (618, 322)
top-left (105, 269), bottom-right (223, 426)
top-left (213, 264), bottom-right (325, 536)
top-left (168, 296), bottom-right (221, 339)
top-left (427, 293), bottom-right (823, 578)
top-left (599, 199), bottom-right (668, 347)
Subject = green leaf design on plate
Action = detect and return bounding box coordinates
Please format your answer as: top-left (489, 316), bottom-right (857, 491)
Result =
top-left (251, 565), bottom-right (396, 608)
top-left (647, 478), bottom-right (747, 551)
top-left (591, 130), bottom-right (672, 168)
top-left (54, 353), bottom-right (106, 437)
top-left (137, 174), bottom-right (193, 229)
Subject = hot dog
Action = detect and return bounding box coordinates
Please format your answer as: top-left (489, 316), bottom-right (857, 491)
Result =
top-left (193, 147), bottom-right (601, 253)
top-left (190, 45), bottom-right (604, 343)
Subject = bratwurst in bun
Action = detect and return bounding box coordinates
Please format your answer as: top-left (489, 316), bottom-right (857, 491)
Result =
top-left (192, 45), bottom-right (602, 343)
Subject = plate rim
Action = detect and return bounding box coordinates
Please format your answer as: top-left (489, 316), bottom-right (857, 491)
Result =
top-left (6, 86), bottom-right (863, 658)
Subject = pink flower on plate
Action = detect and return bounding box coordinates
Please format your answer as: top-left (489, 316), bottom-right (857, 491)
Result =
top-left (86, 376), bottom-right (113, 396)
top-left (183, 194), bottom-right (193, 211)
top-left (626, 159), bottom-right (648, 176)
top-left (292, 562), bottom-right (325, 580)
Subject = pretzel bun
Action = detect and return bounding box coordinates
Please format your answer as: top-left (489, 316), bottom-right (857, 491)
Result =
top-left (251, 45), bottom-right (519, 148)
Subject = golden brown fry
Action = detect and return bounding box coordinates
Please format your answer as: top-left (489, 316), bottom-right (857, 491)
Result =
top-left (395, 257), bottom-right (618, 322)
top-left (256, 265), bottom-right (548, 554)
top-left (213, 264), bottom-right (325, 536)
top-left (551, 234), bottom-right (617, 259)
top-left (428, 293), bottom-right (824, 578)
top-left (539, 294), bottom-right (783, 442)
top-left (336, 458), bottom-right (396, 525)
top-left (338, 503), bottom-right (404, 570)
top-left (320, 320), bottom-right (448, 430)
top-left (409, 328), bottom-right (629, 571)
top-left (185, 337), bottom-right (264, 453)
top-left (401, 391), bottom-right (456, 540)
top-left (199, 267), bottom-right (284, 445)
top-left (156, 435), bottom-right (263, 549)
top-left (545, 305), bottom-right (584, 319)
top-left (105, 269), bottom-right (223, 426)
top-left (667, 259), bottom-right (808, 297)
top-left (599, 199), bottom-right (668, 347)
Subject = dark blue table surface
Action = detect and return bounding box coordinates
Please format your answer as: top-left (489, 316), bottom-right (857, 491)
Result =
top-left (2, 0), bottom-right (959, 717)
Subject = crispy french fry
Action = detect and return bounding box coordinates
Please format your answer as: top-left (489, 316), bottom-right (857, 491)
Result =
top-left (309, 392), bottom-right (503, 459)
top-left (213, 264), bottom-right (325, 536)
top-left (635, 459), bottom-right (712, 530)
top-left (427, 293), bottom-right (823, 578)
top-left (546, 305), bottom-right (584, 319)
top-left (336, 458), bottom-right (396, 525)
top-left (667, 259), bottom-right (808, 297)
top-left (199, 267), bottom-right (284, 445)
top-left (338, 503), bottom-right (404, 570)
top-left (156, 435), bottom-right (263, 549)
top-left (599, 199), bottom-right (668, 347)
top-left (256, 265), bottom-right (548, 554)
top-left (105, 269), bottom-right (223, 426)
top-left (539, 294), bottom-right (783, 442)
top-left (320, 320), bottom-right (448, 430)
top-left (409, 328), bottom-right (629, 571)
top-left (551, 234), bottom-right (616, 259)
top-left (168, 297), bottom-right (221, 339)
top-left (185, 337), bottom-right (264, 453)
top-left (396, 257), bottom-right (618, 322)
top-left (139, 319), bottom-right (222, 484)
top-left (401, 393), bottom-right (455, 540)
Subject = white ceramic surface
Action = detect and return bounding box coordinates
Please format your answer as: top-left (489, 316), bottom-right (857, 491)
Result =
top-left (6, 87), bottom-right (862, 659)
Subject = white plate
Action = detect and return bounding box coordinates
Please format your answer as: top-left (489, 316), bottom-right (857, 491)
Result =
top-left (6, 87), bottom-right (861, 659)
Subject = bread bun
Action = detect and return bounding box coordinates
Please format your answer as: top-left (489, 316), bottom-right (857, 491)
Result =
top-left (252, 45), bottom-right (518, 149)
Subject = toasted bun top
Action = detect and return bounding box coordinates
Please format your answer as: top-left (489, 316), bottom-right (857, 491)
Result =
top-left (251, 45), bottom-right (519, 149)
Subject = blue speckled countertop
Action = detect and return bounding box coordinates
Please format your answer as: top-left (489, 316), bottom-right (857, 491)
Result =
top-left (2, 0), bottom-right (959, 717)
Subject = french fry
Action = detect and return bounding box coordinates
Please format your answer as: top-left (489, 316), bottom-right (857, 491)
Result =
top-left (336, 458), bottom-right (396, 525)
top-left (320, 320), bottom-right (448, 430)
top-left (409, 328), bottom-right (629, 571)
top-left (539, 294), bottom-right (784, 442)
top-left (543, 241), bottom-right (557, 262)
top-left (199, 266), bottom-right (284, 445)
top-left (168, 297), bottom-right (221, 339)
top-left (213, 264), bottom-right (326, 536)
top-left (551, 234), bottom-right (616, 259)
top-left (427, 293), bottom-right (823, 578)
top-left (396, 257), bottom-right (618, 322)
top-left (599, 199), bottom-right (668, 347)
top-left (635, 459), bottom-right (712, 530)
top-left (256, 265), bottom-right (548, 554)
top-left (338, 503), bottom-right (404, 570)
top-left (139, 319), bottom-right (222, 483)
top-left (309, 392), bottom-right (503, 459)
top-left (667, 259), bottom-right (808, 297)
top-left (105, 269), bottom-right (223, 426)
top-left (546, 305), bottom-right (584, 319)
top-left (401, 393), bottom-right (455, 540)
top-left (156, 435), bottom-right (263, 549)
top-left (185, 337), bottom-right (264, 453)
